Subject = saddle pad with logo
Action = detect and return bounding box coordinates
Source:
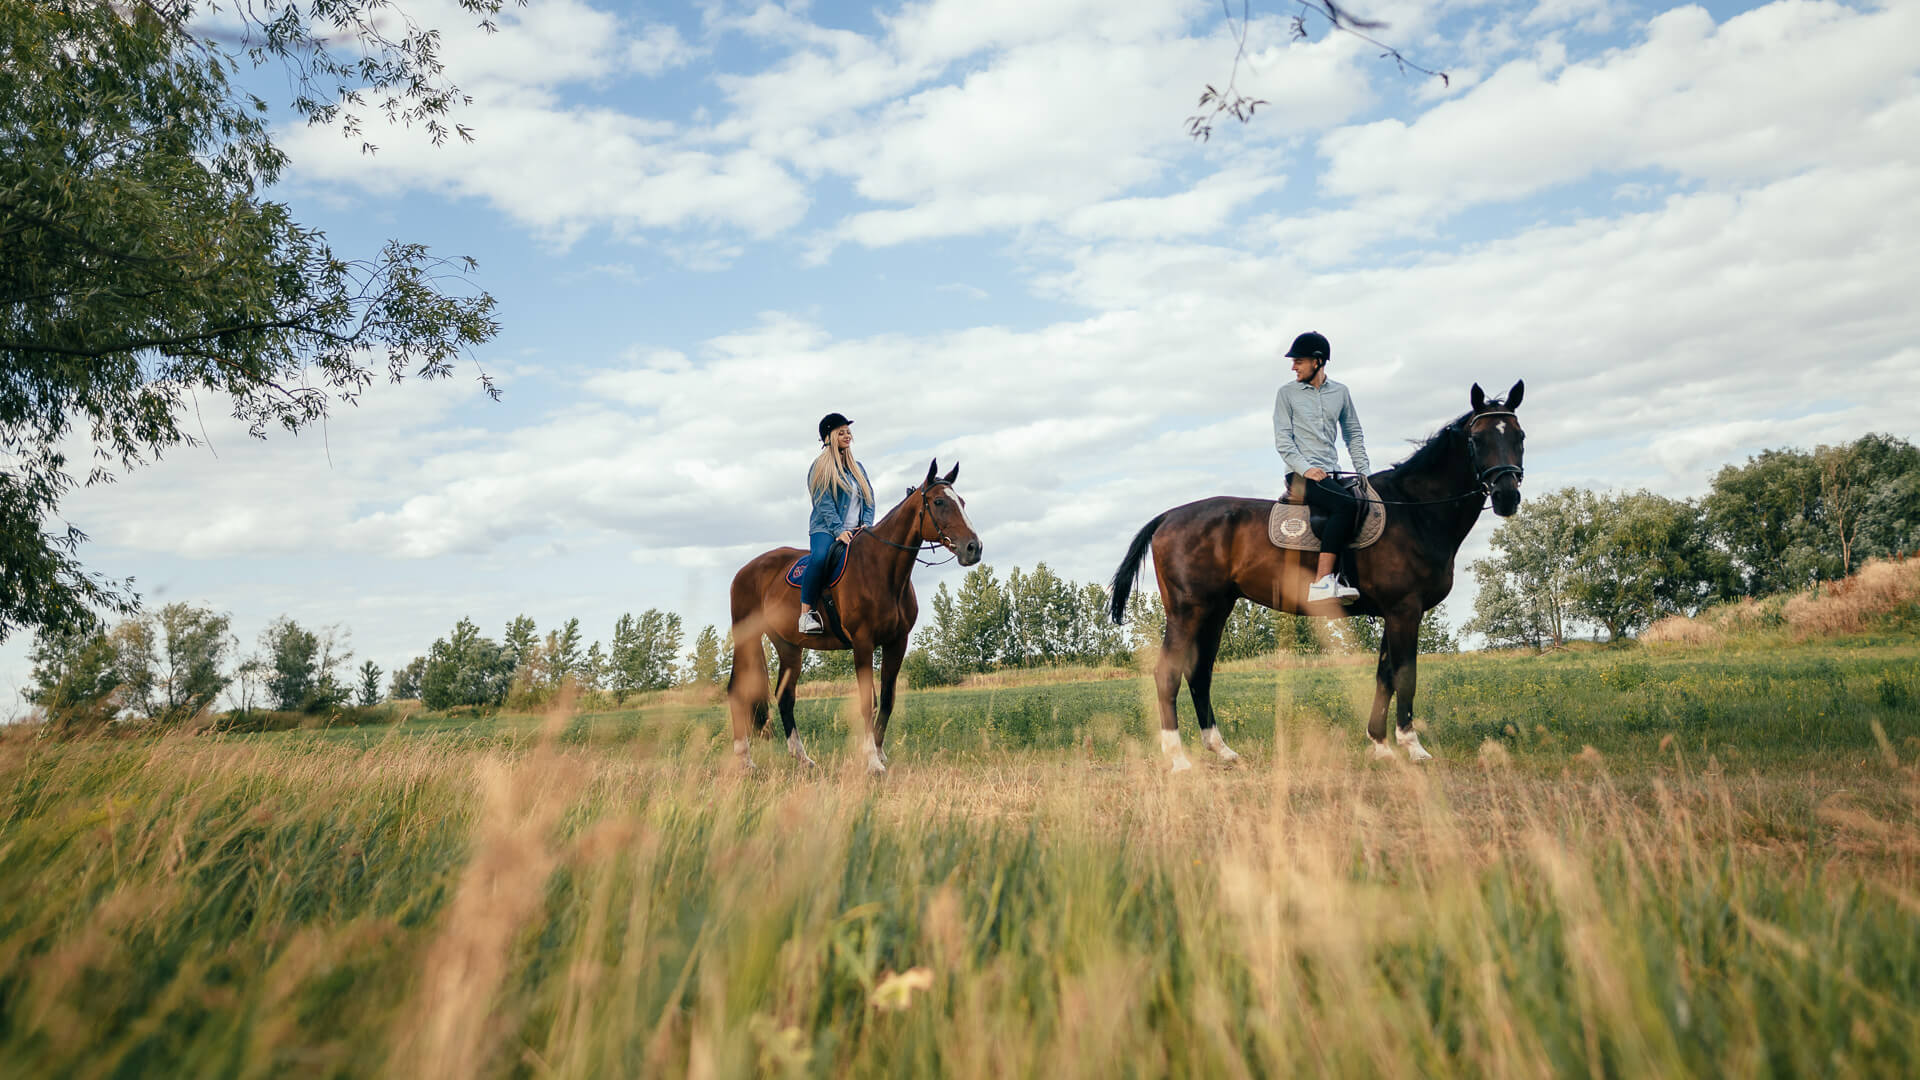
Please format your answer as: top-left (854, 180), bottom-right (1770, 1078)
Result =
top-left (1268, 477), bottom-right (1387, 552)
top-left (784, 543), bottom-right (850, 589)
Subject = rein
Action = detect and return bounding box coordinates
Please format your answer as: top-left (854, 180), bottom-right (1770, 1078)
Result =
top-left (854, 483), bottom-right (962, 567)
top-left (1324, 410), bottom-right (1523, 509)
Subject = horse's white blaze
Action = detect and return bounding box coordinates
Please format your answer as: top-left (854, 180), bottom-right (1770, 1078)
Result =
top-left (1202, 727), bottom-right (1240, 762)
top-left (944, 490), bottom-right (978, 549)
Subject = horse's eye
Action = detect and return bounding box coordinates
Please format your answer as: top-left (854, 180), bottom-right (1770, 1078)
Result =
top-left (934, 498), bottom-right (947, 507)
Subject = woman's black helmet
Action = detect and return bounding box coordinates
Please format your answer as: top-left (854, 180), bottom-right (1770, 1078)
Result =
top-left (818, 412), bottom-right (853, 443)
top-left (1285, 331), bottom-right (1330, 362)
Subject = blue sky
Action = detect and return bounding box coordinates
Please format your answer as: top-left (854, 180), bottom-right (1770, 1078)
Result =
top-left (7, 0), bottom-right (1919, 709)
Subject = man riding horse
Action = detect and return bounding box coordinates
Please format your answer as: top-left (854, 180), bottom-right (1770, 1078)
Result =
top-left (1274, 330), bottom-right (1367, 605)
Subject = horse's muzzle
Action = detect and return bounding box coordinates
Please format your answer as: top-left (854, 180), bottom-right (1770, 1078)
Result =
top-left (959, 539), bottom-right (983, 565)
top-left (1492, 487), bottom-right (1523, 517)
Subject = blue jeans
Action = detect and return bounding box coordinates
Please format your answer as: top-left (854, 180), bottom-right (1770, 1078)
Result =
top-left (799, 530), bottom-right (837, 606)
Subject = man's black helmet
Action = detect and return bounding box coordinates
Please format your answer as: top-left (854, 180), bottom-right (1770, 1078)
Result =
top-left (818, 412), bottom-right (853, 443)
top-left (1285, 331), bottom-right (1330, 362)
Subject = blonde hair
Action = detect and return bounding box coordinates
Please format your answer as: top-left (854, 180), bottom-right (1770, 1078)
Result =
top-left (808, 442), bottom-right (873, 508)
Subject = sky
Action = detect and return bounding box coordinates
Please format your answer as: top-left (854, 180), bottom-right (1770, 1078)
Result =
top-left (8, 0), bottom-right (1920, 710)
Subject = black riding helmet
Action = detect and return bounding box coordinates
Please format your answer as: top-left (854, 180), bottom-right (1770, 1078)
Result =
top-left (1285, 331), bottom-right (1330, 362)
top-left (818, 412), bottom-right (852, 444)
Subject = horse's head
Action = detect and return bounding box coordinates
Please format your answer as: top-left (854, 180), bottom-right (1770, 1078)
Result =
top-left (913, 459), bottom-right (983, 565)
top-left (1467, 380), bottom-right (1526, 517)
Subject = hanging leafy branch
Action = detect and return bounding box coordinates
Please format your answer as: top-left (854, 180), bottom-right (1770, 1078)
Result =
top-left (1187, 0), bottom-right (1449, 141)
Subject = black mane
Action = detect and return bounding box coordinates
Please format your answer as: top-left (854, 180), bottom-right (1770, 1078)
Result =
top-left (1378, 409), bottom-right (1475, 481)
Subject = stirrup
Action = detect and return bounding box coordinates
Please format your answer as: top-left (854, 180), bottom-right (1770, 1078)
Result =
top-left (798, 610), bottom-right (823, 635)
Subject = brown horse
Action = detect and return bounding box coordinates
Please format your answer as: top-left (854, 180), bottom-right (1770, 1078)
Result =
top-left (1110, 382), bottom-right (1526, 770)
top-left (727, 460), bottom-right (982, 773)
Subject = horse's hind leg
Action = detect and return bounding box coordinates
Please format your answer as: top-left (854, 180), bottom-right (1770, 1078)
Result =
top-left (873, 642), bottom-right (904, 767)
top-left (770, 636), bottom-right (817, 768)
top-left (1366, 630), bottom-right (1397, 760)
top-left (727, 619), bottom-right (770, 771)
top-left (1156, 600), bottom-right (1222, 773)
top-left (1190, 605), bottom-right (1241, 764)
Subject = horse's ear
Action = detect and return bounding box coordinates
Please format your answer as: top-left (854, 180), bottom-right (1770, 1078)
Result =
top-left (942, 462), bottom-right (959, 484)
top-left (1470, 383), bottom-right (1487, 411)
top-left (1505, 379), bottom-right (1524, 410)
top-left (924, 459), bottom-right (939, 485)
top-left (905, 487), bottom-right (915, 497)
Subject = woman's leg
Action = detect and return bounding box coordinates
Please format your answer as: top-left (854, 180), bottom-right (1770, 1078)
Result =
top-left (799, 530), bottom-right (836, 609)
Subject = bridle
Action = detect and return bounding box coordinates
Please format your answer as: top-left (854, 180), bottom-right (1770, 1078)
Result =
top-left (857, 482), bottom-right (966, 567)
top-left (1466, 410), bottom-right (1525, 493)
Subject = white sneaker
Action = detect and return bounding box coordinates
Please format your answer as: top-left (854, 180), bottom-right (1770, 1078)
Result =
top-left (1309, 574), bottom-right (1361, 604)
top-left (798, 610), bottom-right (823, 635)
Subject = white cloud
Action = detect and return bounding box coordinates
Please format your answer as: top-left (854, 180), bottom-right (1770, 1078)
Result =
top-left (1317, 1), bottom-right (1920, 213)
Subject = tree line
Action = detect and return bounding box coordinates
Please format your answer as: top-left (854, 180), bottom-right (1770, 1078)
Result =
top-left (1468, 433), bottom-right (1920, 647)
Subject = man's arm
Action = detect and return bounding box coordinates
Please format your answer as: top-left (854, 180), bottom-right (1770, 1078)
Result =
top-left (1338, 389), bottom-right (1371, 475)
top-left (1273, 387), bottom-right (1311, 475)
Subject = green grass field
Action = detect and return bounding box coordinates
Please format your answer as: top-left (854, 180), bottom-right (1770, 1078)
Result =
top-left (3, 635), bottom-right (1918, 1077)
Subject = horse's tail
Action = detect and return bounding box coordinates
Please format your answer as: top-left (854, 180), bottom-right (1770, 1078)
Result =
top-left (1109, 511), bottom-right (1168, 624)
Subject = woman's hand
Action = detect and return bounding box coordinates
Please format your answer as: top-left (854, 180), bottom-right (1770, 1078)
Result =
top-left (1305, 467), bottom-right (1329, 481)
top-left (837, 530), bottom-right (853, 544)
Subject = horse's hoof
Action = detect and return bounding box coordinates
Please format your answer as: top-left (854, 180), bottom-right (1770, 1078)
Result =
top-left (1370, 740), bottom-right (1396, 761)
top-left (1169, 755), bottom-right (1194, 774)
top-left (866, 756), bottom-right (887, 776)
top-left (1397, 729), bottom-right (1434, 763)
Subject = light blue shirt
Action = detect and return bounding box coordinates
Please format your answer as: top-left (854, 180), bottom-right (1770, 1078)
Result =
top-left (1273, 376), bottom-right (1371, 476)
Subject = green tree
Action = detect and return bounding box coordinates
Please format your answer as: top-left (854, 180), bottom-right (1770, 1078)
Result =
top-left (26, 625), bottom-right (125, 732)
top-left (504, 616), bottom-right (539, 675)
top-left (388, 655), bottom-right (427, 701)
top-left (419, 617), bottom-right (512, 710)
top-left (0, 1), bottom-right (504, 642)
top-left (356, 660), bottom-right (383, 707)
top-left (1704, 448), bottom-right (1829, 595)
top-left (580, 641), bottom-right (607, 694)
top-left (1464, 486), bottom-right (1592, 648)
top-left (1569, 492), bottom-right (1730, 640)
top-left (609, 610), bottom-right (684, 696)
top-left (259, 617), bottom-right (350, 712)
top-left (1124, 590), bottom-right (1166, 659)
top-left (688, 625), bottom-right (725, 686)
top-left (948, 565), bottom-right (1011, 673)
top-left (151, 602), bottom-right (231, 723)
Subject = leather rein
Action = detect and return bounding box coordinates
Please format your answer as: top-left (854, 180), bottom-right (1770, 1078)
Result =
top-left (854, 482), bottom-right (963, 567)
top-left (1330, 410), bottom-right (1524, 509)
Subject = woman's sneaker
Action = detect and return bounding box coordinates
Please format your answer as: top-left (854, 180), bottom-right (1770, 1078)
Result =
top-left (798, 610), bottom-right (824, 635)
top-left (1308, 574), bottom-right (1361, 604)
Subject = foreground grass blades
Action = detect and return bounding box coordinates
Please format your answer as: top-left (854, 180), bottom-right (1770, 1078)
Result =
top-left (1, 637), bottom-right (1917, 1077)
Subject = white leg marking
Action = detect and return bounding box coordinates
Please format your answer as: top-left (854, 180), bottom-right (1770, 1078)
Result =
top-left (1370, 738), bottom-right (1397, 761)
top-left (1396, 726), bottom-right (1434, 763)
top-left (866, 733), bottom-right (887, 775)
top-left (735, 737), bottom-right (755, 770)
top-left (1162, 729), bottom-right (1194, 773)
top-left (1201, 727), bottom-right (1241, 763)
top-left (787, 731), bottom-right (818, 768)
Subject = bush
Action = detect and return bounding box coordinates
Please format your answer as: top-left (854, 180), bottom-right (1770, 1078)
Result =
top-left (901, 647), bottom-right (960, 689)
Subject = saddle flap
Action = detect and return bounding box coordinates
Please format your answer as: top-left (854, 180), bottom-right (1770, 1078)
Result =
top-left (1269, 477), bottom-right (1387, 552)
top-left (784, 540), bottom-right (851, 589)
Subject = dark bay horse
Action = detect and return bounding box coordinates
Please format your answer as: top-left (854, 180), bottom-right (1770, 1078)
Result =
top-left (1110, 382), bottom-right (1526, 770)
top-left (727, 460), bottom-right (981, 773)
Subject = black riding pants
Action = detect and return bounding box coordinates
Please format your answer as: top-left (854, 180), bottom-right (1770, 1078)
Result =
top-left (1302, 476), bottom-right (1360, 553)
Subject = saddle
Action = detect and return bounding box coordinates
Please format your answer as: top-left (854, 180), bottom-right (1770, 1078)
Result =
top-left (1268, 474), bottom-right (1387, 552)
top-left (783, 538), bottom-right (852, 589)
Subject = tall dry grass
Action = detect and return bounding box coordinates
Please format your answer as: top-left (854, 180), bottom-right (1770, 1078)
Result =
top-left (1646, 556), bottom-right (1920, 645)
top-left (2, 686), bottom-right (1918, 1077)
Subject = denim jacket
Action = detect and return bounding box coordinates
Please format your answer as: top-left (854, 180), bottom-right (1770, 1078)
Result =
top-left (807, 461), bottom-right (876, 536)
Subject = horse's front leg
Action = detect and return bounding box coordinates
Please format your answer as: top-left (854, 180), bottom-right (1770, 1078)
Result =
top-left (853, 647), bottom-right (884, 774)
top-left (1378, 604), bottom-right (1433, 762)
top-left (873, 640), bottom-right (905, 767)
top-left (1366, 624), bottom-right (1396, 759)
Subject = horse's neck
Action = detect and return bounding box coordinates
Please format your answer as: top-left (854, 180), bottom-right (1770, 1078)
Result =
top-left (865, 495), bottom-right (925, 583)
top-left (1392, 444), bottom-right (1484, 551)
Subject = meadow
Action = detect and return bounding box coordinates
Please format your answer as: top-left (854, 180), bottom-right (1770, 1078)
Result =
top-left (2, 634), bottom-right (1917, 1078)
